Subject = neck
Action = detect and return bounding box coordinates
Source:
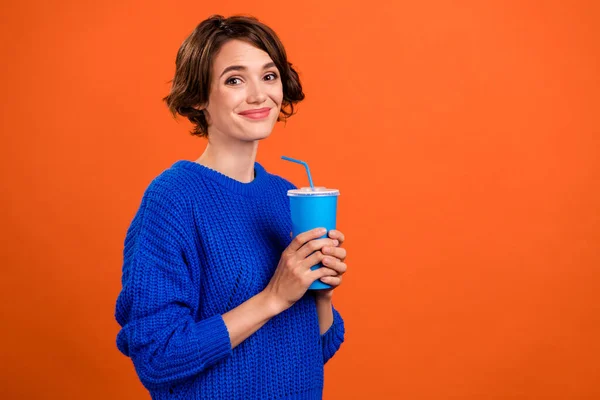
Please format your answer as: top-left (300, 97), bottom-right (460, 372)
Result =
top-left (195, 134), bottom-right (259, 183)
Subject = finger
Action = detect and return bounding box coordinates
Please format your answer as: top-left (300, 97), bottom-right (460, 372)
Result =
top-left (297, 237), bottom-right (339, 260)
top-left (319, 274), bottom-right (342, 287)
top-left (322, 257), bottom-right (347, 275)
top-left (328, 230), bottom-right (345, 245)
top-left (288, 227), bottom-right (327, 252)
top-left (301, 249), bottom-right (327, 271)
top-left (322, 245), bottom-right (347, 262)
top-left (309, 266), bottom-right (338, 282)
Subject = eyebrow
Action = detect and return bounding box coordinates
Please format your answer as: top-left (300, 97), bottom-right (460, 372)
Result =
top-left (219, 62), bottom-right (277, 78)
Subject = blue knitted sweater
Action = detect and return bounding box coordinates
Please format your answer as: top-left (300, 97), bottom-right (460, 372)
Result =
top-left (115, 160), bottom-right (345, 400)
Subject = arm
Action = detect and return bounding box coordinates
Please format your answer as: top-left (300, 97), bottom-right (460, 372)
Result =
top-left (316, 296), bottom-right (334, 334)
top-left (283, 180), bottom-right (346, 363)
top-left (315, 228), bottom-right (347, 364)
top-left (222, 291), bottom-right (283, 349)
top-left (115, 190), bottom-right (283, 390)
top-left (316, 297), bottom-right (345, 364)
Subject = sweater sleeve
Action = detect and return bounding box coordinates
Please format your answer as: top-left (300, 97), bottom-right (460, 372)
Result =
top-left (321, 303), bottom-right (345, 364)
top-left (115, 189), bottom-right (232, 390)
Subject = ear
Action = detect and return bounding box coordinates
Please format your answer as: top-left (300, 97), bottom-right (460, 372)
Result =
top-left (192, 101), bottom-right (208, 111)
top-left (194, 105), bottom-right (211, 125)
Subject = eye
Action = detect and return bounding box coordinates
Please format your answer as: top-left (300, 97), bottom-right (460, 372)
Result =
top-left (225, 77), bottom-right (242, 85)
top-left (264, 72), bottom-right (278, 81)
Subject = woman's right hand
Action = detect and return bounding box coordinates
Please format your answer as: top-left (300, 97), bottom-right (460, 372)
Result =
top-left (264, 227), bottom-right (339, 312)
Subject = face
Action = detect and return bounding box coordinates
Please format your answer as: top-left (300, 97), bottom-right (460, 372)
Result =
top-left (200, 39), bottom-right (284, 141)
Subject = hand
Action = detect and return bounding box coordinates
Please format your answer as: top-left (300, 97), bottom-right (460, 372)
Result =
top-left (264, 228), bottom-right (340, 313)
top-left (314, 229), bottom-right (347, 301)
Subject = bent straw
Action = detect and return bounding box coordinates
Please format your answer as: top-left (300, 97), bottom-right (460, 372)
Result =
top-left (281, 156), bottom-right (315, 190)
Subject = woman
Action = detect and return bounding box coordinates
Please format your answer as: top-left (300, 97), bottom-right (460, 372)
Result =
top-left (115, 14), bottom-right (348, 400)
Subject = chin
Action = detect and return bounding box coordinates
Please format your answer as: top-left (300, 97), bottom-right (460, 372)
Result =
top-left (242, 125), bottom-right (276, 141)
top-left (250, 129), bottom-right (273, 141)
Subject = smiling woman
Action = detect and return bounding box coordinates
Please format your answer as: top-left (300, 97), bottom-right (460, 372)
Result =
top-left (192, 40), bottom-right (284, 142)
top-left (114, 14), bottom-right (347, 400)
top-left (163, 15), bottom-right (305, 139)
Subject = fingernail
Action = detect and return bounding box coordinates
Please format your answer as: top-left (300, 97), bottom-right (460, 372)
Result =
top-left (333, 240), bottom-right (339, 246)
top-left (318, 228), bottom-right (326, 233)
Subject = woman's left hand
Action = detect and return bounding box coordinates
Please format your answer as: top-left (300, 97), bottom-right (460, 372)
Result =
top-left (314, 229), bottom-right (347, 300)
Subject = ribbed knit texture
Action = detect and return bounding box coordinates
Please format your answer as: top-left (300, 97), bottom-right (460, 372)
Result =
top-left (115, 160), bottom-right (345, 400)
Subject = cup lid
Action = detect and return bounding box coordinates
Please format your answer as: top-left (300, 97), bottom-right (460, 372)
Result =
top-left (287, 187), bottom-right (340, 197)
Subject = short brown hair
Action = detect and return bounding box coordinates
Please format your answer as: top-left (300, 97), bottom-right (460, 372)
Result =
top-left (163, 15), bottom-right (305, 138)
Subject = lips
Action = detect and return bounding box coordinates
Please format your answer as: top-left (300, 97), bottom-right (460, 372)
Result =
top-left (238, 107), bottom-right (271, 120)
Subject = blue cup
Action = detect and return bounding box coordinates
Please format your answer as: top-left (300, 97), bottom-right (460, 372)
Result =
top-left (287, 187), bottom-right (340, 290)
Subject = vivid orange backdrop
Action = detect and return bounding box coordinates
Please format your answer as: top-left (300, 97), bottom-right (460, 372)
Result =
top-left (1, 1), bottom-right (599, 399)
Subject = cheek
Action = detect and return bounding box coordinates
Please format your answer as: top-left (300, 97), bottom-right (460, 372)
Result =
top-left (211, 87), bottom-right (244, 110)
top-left (270, 85), bottom-right (284, 105)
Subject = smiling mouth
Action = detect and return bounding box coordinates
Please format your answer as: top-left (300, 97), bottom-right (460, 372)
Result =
top-left (238, 108), bottom-right (271, 120)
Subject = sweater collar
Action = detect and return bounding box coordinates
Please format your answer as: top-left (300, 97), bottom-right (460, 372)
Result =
top-left (172, 159), bottom-right (269, 197)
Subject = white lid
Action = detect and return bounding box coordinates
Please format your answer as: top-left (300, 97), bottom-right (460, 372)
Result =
top-left (287, 186), bottom-right (340, 197)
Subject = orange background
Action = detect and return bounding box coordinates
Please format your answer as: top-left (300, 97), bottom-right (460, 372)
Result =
top-left (1, 1), bottom-right (599, 399)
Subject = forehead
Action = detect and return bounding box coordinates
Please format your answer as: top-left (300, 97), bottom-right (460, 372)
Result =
top-left (212, 39), bottom-right (274, 72)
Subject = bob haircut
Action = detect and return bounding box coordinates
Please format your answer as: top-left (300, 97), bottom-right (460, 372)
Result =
top-left (163, 15), bottom-right (305, 138)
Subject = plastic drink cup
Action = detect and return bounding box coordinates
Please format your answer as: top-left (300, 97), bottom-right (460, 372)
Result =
top-left (287, 187), bottom-right (340, 290)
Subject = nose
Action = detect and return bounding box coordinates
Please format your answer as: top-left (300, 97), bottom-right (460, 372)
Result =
top-left (246, 79), bottom-right (267, 104)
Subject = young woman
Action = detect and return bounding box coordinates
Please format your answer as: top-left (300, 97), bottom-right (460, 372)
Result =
top-left (115, 15), bottom-right (348, 400)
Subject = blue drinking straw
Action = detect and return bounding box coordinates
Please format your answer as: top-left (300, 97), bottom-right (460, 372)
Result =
top-left (281, 156), bottom-right (315, 190)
